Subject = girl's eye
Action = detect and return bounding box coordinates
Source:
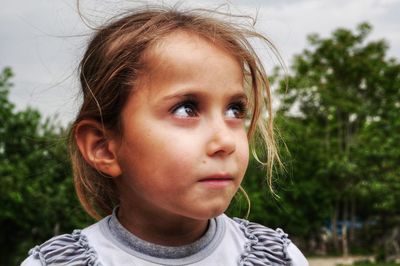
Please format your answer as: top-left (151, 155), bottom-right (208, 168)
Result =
top-left (172, 102), bottom-right (198, 118)
top-left (225, 101), bottom-right (247, 119)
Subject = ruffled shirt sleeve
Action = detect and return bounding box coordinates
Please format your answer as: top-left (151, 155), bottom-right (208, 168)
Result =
top-left (21, 230), bottom-right (101, 266)
top-left (233, 217), bottom-right (308, 266)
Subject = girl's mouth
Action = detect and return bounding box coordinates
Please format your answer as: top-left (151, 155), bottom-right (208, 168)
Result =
top-left (198, 174), bottom-right (234, 188)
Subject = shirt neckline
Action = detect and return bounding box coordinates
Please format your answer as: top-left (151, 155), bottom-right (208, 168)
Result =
top-left (99, 209), bottom-right (226, 265)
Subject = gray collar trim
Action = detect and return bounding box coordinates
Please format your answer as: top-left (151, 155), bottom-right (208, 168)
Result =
top-left (99, 210), bottom-right (226, 265)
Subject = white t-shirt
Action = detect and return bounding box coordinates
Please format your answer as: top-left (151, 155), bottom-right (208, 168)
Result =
top-left (22, 213), bottom-right (308, 266)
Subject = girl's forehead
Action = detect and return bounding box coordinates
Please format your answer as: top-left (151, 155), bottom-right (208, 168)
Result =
top-left (143, 30), bottom-right (242, 77)
top-left (131, 30), bottom-right (244, 98)
top-left (145, 32), bottom-right (200, 67)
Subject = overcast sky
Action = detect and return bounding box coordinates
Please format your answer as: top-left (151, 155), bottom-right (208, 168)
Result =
top-left (1, 0), bottom-right (399, 125)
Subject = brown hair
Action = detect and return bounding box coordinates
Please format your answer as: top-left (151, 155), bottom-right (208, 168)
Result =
top-left (69, 5), bottom-right (283, 220)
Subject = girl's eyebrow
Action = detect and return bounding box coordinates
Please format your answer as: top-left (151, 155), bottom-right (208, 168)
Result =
top-left (230, 92), bottom-right (249, 103)
top-left (161, 92), bottom-right (198, 101)
top-left (161, 89), bottom-right (248, 102)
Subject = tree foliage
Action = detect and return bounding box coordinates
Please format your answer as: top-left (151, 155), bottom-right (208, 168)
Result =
top-left (270, 22), bottom-right (400, 255)
top-left (0, 67), bottom-right (92, 265)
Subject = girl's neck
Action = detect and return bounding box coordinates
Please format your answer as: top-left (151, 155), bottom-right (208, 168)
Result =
top-left (117, 204), bottom-right (209, 246)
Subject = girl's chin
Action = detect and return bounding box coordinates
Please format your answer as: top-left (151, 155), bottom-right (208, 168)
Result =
top-left (188, 202), bottom-right (231, 220)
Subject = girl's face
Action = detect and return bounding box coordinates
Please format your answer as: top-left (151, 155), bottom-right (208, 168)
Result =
top-left (115, 31), bottom-right (249, 222)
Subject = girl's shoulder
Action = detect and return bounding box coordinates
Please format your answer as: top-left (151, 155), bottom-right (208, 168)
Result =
top-left (21, 225), bottom-right (102, 266)
top-left (227, 216), bottom-right (309, 266)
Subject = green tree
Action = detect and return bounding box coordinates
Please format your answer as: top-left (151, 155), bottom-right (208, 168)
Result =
top-left (0, 67), bottom-right (92, 265)
top-left (273, 22), bottom-right (400, 255)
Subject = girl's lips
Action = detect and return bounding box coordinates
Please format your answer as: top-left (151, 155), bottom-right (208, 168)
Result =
top-left (198, 174), bottom-right (234, 188)
top-left (198, 173), bottom-right (233, 181)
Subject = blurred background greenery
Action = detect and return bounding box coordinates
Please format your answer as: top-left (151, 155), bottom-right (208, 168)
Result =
top-left (1, 22), bottom-right (399, 265)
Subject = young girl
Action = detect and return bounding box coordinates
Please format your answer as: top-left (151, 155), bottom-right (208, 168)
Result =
top-left (22, 5), bottom-right (308, 266)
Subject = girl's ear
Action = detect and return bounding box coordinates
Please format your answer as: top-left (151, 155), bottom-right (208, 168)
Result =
top-left (75, 120), bottom-right (122, 177)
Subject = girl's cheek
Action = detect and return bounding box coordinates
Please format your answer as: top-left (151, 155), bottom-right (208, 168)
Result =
top-left (240, 143), bottom-right (250, 171)
top-left (241, 152), bottom-right (250, 173)
top-left (166, 148), bottom-right (197, 171)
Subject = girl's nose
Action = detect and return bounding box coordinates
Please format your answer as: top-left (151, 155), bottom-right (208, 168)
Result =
top-left (206, 121), bottom-right (236, 157)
